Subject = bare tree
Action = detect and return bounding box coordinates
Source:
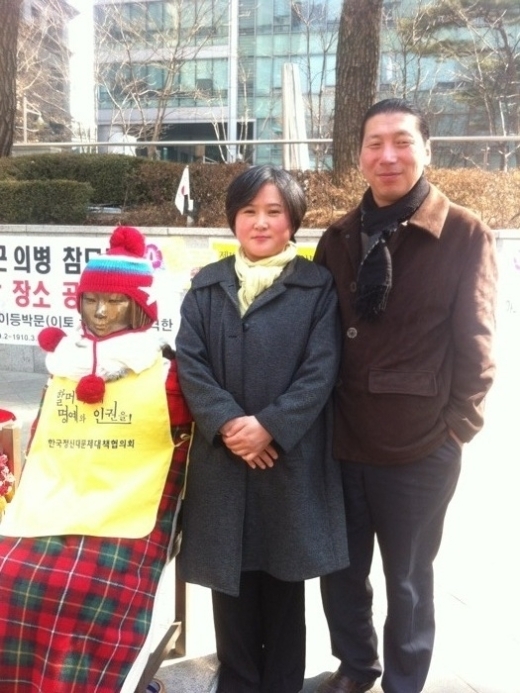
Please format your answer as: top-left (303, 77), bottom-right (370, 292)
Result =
top-left (381, 0), bottom-right (443, 101)
top-left (410, 0), bottom-right (520, 169)
top-left (15, 0), bottom-right (76, 144)
top-left (207, 57), bottom-right (257, 165)
top-left (216, 0), bottom-right (340, 170)
top-left (95, 0), bottom-right (341, 168)
top-left (0, 0), bottom-right (23, 156)
top-left (95, 0), bottom-right (229, 159)
top-left (333, 0), bottom-right (384, 177)
top-left (290, 0), bottom-right (339, 170)
top-left (379, 1), bottom-right (459, 165)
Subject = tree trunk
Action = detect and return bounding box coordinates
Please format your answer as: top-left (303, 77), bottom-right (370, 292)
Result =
top-left (0, 0), bottom-right (23, 157)
top-left (333, 0), bottom-right (384, 179)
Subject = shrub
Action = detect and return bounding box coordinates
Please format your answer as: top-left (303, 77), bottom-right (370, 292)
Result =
top-left (0, 154), bottom-right (519, 229)
top-left (427, 168), bottom-right (520, 229)
top-left (0, 180), bottom-right (92, 224)
top-left (0, 154), bottom-right (141, 206)
top-left (125, 159), bottom-right (181, 206)
top-left (115, 165), bottom-right (520, 230)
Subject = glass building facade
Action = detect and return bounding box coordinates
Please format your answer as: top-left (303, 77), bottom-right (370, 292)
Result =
top-left (94, 0), bottom-right (340, 165)
top-left (94, 0), bottom-right (520, 169)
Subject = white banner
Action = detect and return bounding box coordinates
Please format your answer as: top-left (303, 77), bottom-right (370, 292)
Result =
top-left (496, 238), bottom-right (520, 324)
top-left (1, 231), bottom-right (518, 346)
top-left (0, 235), bottom-right (192, 346)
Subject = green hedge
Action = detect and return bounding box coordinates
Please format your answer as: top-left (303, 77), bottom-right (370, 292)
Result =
top-left (0, 154), bottom-right (142, 206)
top-left (0, 154), bottom-right (234, 211)
top-left (0, 154), bottom-right (519, 228)
top-left (0, 180), bottom-right (93, 224)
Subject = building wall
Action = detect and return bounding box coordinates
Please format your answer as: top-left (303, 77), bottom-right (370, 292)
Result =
top-left (17, 0), bottom-right (78, 142)
top-left (93, 0), bottom-right (340, 165)
top-left (93, 0), bottom-right (520, 168)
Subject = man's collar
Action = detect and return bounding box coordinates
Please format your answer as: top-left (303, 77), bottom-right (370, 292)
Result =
top-left (407, 183), bottom-right (450, 239)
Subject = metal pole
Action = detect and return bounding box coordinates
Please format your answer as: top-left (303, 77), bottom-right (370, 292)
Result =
top-left (23, 95), bottom-right (27, 144)
top-left (227, 0), bottom-right (239, 162)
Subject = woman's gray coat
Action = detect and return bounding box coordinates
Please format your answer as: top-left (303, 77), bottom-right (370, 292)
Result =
top-left (175, 255), bottom-right (349, 596)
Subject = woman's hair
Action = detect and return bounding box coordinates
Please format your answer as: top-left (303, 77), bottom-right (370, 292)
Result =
top-left (359, 98), bottom-right (430, 148)
top-left (225, 165), bottom-right (307, 236)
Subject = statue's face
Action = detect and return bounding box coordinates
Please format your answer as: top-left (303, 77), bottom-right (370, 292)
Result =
top-left (81, 292), bottom-right (132, 337)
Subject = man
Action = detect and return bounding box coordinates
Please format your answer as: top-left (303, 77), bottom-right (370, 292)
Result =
top-left (314, 99), bottom-right (497, 693)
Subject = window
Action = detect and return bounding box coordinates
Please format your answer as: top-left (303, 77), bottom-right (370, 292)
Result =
top-left (197, 78), bottom-right (214, 95)
top-left (435, 81), bottom-right (457, 91)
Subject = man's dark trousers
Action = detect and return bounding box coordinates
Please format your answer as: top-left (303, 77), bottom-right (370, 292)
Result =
top-left (320, 438), bottom-right (462, 693)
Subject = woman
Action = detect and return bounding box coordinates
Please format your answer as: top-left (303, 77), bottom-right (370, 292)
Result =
top-left (0, 226), bottom-right (192, 693)
top-left (175, 165), bottom-right (349, 693)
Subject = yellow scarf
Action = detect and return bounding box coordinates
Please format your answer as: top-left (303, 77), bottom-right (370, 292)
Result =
top-left (235, 242), bottom-right (297, 316)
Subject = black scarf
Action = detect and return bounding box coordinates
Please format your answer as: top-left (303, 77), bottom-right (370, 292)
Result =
top-left (355, 175), bottom-right (430, 321)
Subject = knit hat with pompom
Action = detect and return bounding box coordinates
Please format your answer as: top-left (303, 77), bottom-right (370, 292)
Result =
top-left (77, 226), bottom-right (157, 322)
top-left (63, 226), bottom-right (155, 404)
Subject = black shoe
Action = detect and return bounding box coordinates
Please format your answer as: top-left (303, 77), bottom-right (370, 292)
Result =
top-left (315, 669), bottom-right (375, 693)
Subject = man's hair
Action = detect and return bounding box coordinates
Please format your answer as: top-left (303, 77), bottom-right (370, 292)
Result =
top-left (225, 164), bottom-right (307, 236)
top-left (359, 99), bottom-right (430, 148)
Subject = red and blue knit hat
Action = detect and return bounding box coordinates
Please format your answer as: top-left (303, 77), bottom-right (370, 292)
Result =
top-left (77, 226), bottom-right (157, 322)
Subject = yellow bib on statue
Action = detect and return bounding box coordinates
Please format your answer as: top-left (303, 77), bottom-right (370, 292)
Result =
top-left (1, 357), bottom-right (174, 538)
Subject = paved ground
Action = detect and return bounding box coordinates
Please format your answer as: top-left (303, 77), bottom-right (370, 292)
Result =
top-left (1, 329), bottom-right (519, 693)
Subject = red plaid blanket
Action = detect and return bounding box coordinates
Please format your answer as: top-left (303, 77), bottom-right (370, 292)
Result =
top-left (0, 424), bottom-right (190, 693)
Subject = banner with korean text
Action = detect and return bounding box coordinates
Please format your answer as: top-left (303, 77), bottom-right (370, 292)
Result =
top-left (0, 233), bottom-right (320, 346)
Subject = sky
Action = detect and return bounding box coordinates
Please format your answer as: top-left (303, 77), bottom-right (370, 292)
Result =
top-left (68, 0), bottom-right (95, 132)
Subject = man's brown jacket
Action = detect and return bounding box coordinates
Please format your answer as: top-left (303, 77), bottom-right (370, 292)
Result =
top-left (315, 184), bottom-right (497, 464)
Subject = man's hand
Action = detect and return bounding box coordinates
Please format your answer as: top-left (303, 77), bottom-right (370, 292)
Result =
top-left (448, 429), bottom-right (464, 449)
top-left (220, 416), bottom-right (278, 469)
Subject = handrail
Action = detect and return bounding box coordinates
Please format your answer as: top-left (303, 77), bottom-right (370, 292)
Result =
top-left (11, 135), bottom-right (520, 150)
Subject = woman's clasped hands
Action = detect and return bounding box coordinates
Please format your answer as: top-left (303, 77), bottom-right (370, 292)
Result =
top-left (220, 416), bottom-right (279, 469)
